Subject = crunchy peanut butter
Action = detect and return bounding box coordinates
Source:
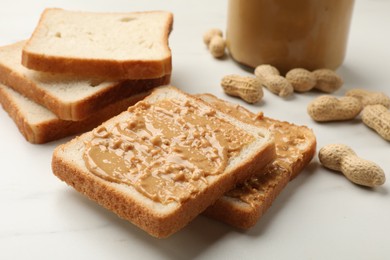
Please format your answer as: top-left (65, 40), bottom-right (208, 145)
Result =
top-left (225, 118), bottom-right (310, 206)
top-left (227, 0), bottom-right (355, 74)
top-left (205, 96), bottom-right (311, 207)
top-left (83, 98), bottom-right (255, 205)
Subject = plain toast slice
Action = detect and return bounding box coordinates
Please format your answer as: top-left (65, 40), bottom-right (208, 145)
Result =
top-left (0, 41), bottom-right (170, 121)
top-left (0, 83), bottom-right (149, 144)
top-left (198, 94), bottom-right (316, 229)
top-left (52, 86), bottom-right (276, 238)
top-left (22, 9), bottom-right (173, 79)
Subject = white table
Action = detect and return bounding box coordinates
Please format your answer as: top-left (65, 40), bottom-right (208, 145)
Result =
top-left (0, 1), bottom-right (389, 259)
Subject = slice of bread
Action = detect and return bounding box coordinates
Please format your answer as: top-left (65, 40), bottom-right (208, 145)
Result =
top-left (52, 86), bottom-right (276, 238)
top-left (0, 41), bottom-right (170, 121)
top-left (22, 9), bottom-right (173, 80)
top-left (0, 83), bottom-right (149, 144)
top-left (198, 94), bottom-right (316, 229)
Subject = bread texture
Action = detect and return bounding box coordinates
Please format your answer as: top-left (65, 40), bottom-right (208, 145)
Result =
top-left (0, 41), bottom-right (170, 121)
top-left (22, 9), bottom-right (173, 79)
top-left (52, 86), bottom-right (276, 238)
top-left (198, 94), bottom-right (316, 229)
top-left (0, 83), bottom-right (149, 144)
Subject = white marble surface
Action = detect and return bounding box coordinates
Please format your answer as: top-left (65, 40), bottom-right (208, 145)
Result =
top-left (0, 0), bottom-right (389, 259)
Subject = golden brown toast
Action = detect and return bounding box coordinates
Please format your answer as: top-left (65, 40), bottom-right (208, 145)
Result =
top-left (198, 94), bottom-right (317, 229)
top-left (52, 87), bottom-right (276, 238)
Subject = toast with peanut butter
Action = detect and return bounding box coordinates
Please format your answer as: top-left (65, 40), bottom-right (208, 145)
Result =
top-left (198, 94), bottom-right (316, 229)
top-left (52, 86), bottom-right (276, 238)
top-left (0, 83), bottom-right (149, 144)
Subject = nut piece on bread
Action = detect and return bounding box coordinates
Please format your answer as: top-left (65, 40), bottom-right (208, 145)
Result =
top-left (198, 94), bottom-right (316, 229)
top-left (52, 86), bottom-right (276, 238)
top-left (22, 9), bottom-right (173, 79)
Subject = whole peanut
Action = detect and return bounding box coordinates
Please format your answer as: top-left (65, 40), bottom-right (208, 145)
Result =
top-left (361, 104), bottom-right (390, 141)
top-left (265, 75), bottom-right (294, 97)
top-left (254, 64), bottom-right (280, 80)
top-left (254, 65), bottom-right (293, 97)
top-left (307, 95), bottom-right (363, 122)
top-left (319, 144), bottom-right (386, 187)
top-left (203, 28), bottom-right (223, 46)
top-left (286, 68), bottom-right (316, 92)
top-left (345, 89), bottom-right (390, 108)
top-left (312, 69), bottom-right (343, 93)
top-left (221, 74), bottom-right (263, 104)
top-left (209, 35), bottom-right (226, 58)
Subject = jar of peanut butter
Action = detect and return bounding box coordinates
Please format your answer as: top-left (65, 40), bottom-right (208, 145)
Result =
top-left (227, 0), bottom-right (355, 74)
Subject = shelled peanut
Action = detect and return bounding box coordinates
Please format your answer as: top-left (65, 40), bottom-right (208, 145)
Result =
top-left (319, 144), bottom-right (386, 187)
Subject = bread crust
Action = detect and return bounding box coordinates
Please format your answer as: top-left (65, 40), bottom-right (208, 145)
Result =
top-left (22, 9), bottom-right (173, 80)
top-left (199, 94), bottom-right (316, 229)
top-left (0, 41), bottom-right (171, 121)
top-left (0, 84), bottom-right (36, 142)
top-left (21, 52), bottom-right (172, 80)
top-left (52, 86), bottom-right (276, 238)
top-left (0, 84), bottom-right (149, 144)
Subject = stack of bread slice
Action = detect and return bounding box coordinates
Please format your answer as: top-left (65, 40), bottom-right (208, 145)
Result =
top-left (0, 9), bottom-right (173, 143)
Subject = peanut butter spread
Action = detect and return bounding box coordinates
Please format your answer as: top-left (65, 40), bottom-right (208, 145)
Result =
top-left (83, 98), bottom-right (255, 205)
top-left (204, 96), bottom-right (311, 207)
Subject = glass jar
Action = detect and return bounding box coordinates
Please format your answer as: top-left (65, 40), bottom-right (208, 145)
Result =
top-left (227, 0), bottom-right (355, 74)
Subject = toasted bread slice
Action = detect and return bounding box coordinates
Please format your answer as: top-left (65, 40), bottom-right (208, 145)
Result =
top-left (0, 41), bottom-right (170, 121)
top-left (22, 9), bottom-right (173, 79)
top-left (0, 83), bottom-right (149, 144)
top-left (52, 86), bottom-right (276, 238)
top-left (198, 94), bottom-right (316, 229)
